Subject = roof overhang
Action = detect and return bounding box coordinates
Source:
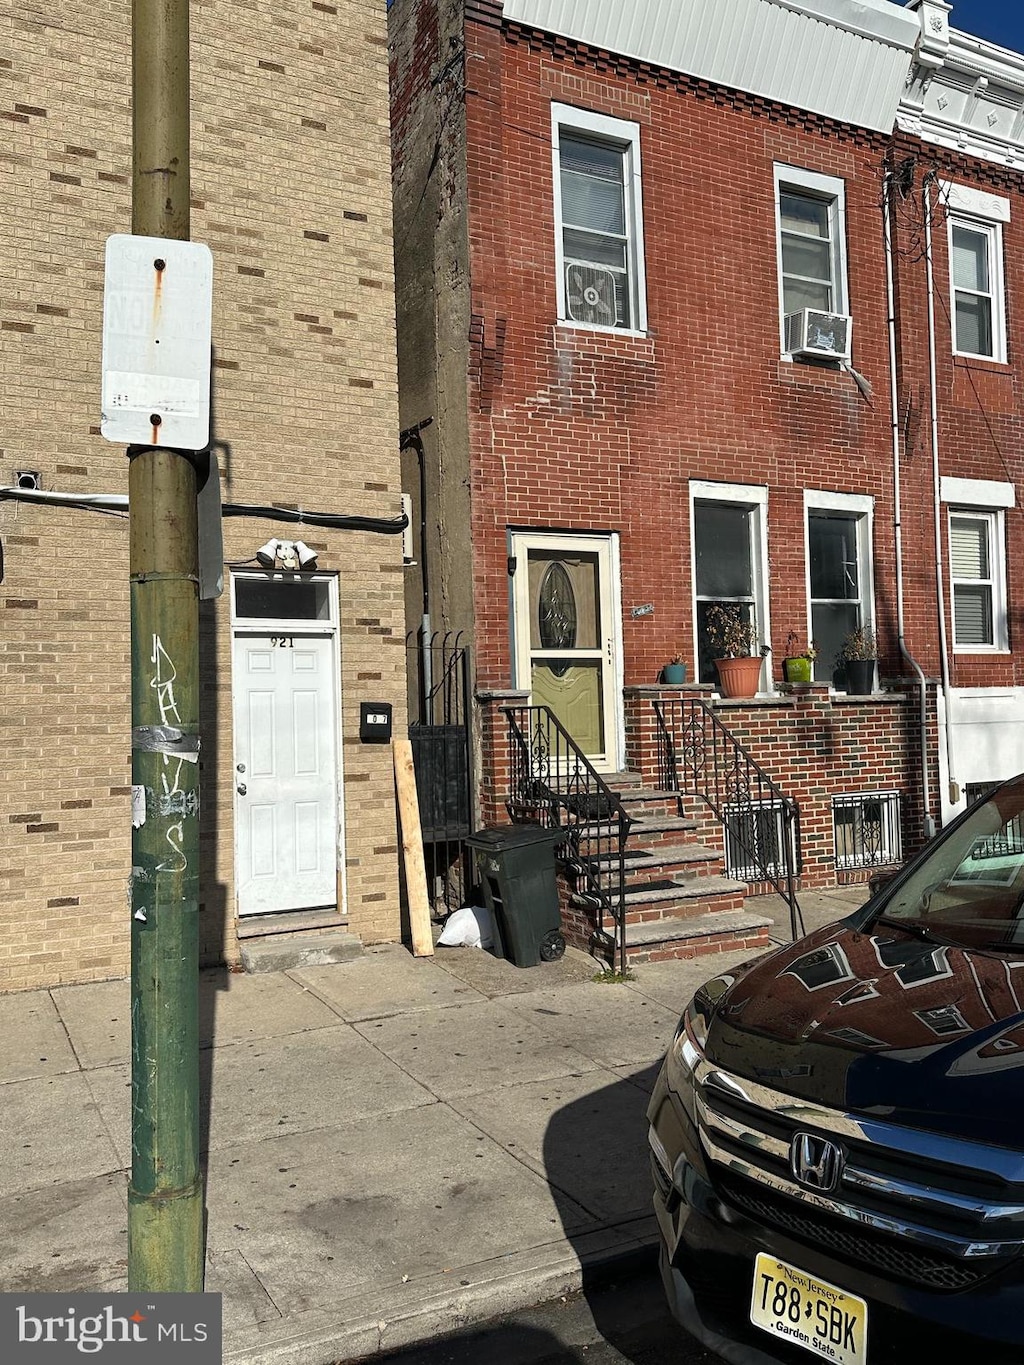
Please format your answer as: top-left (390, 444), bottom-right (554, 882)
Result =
top-left (501, 0), bottom-right (919, 133)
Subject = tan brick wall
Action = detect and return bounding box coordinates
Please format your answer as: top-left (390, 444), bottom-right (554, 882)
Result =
top-left (0, 1), bottom-right (405, 990)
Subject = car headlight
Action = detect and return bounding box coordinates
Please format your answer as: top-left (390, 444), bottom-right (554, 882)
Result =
top-left (670, 998), bottom-right (708, 1083)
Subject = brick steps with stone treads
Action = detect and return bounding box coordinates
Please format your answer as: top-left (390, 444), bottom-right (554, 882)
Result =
top-left (557, 773), bottom-right (773, 964)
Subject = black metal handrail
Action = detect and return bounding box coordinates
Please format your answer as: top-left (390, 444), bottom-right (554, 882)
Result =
top-left (504, 705), bottom-right (631, 975)
top-left (653, 695), bottom-right (804, 940)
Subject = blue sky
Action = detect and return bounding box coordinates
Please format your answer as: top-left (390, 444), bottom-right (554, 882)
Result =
top-left (943, 1), bottom-right (1024, 54)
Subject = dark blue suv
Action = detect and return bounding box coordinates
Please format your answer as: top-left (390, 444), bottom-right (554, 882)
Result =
top-left (648, 775), bottom-right (1024, 1365)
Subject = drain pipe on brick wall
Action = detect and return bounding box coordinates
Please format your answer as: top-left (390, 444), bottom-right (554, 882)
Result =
top-left (883, 169), bottom-right (936, 839)
top-left (922, 171), bottom-right (959, 816)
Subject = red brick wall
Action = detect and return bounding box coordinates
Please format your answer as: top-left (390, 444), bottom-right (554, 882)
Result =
top-left (479, 684), bottom-right (934, 893)
top-left (455, 24), bottom-right (1024, 700)
top-left (887, 133), bottom-right (1024, 692)
top-left (461, 23), bottom-right (906, 691)
top-left (624, 685), bottom-right (934, 888)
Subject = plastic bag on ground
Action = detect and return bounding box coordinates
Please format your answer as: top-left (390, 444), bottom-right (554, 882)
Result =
top-left (437, 904), bottom-right (493, 949)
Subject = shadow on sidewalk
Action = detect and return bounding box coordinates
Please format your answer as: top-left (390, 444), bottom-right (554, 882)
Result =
top-left (539, 1059), bottom-right (679, 1364)
top-left (367, 1321), bottom-right (603, 1365)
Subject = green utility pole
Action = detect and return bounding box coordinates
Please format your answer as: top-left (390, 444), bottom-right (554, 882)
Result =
top-left (127, 0), bottom-right (203, 1291)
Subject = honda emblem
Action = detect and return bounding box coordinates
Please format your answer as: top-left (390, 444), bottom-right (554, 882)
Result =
top-left (790, 1132), bottom-right (844, 1192)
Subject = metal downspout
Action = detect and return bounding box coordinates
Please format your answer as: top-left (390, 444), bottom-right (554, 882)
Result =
top-left (883, 171), bottom-right (935, 839)
top-left (922, 175), bottom-right (958, 811)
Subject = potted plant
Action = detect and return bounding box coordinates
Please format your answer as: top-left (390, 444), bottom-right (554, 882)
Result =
top-left (840, 625), bottom-right (877, 694)
top-left (662, 655), bottom-right (687, 685)
top-left (782, 632), bottom-right (817, 684)
top-left (705, 604), bottom-right (770, 698)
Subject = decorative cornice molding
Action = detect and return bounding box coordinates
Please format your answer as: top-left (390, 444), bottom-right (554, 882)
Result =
top-left (898, 11), bottom-right (1024, 171)
top-left (910, 0), bottom-right (951, 72)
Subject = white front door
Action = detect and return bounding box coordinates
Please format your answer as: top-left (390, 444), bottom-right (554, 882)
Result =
top-left (510, 532), bottom-right (622, 772)
top-left (233, 633), bottom-right (338, 916)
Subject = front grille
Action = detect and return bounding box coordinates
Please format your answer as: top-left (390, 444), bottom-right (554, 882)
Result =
top-left (693, 1064), bottom-right (1024, 1291)
top-left (717, 1171), bottom-right (996, 1291)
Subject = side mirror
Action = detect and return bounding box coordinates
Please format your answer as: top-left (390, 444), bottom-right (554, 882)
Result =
top-left (867, 867), bottom-right (900, 897)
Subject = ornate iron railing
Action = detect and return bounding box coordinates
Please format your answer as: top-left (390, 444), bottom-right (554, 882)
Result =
top-left (654, 695), bottom-right (804, 940)
top-left (504, 705), bottom-right (630, 975)
top-left (833, 791), bottom-right (903, 870)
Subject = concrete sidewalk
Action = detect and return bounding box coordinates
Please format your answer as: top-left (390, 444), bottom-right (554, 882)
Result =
top-left (0, 888), bottom-right (865, 1364)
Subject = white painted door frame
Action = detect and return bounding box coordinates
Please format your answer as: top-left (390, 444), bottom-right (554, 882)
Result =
top-left (230, 572), bottom-right (344, 918)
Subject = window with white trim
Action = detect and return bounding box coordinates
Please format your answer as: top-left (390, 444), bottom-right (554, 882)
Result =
top-left (949, 219), bottom-right (1003, 359)
top-left (804, 491), bottom-right (874, 686)
top-left (941, 477), bottom-right (1012, 652)
top-left (552, 104), bottom-right (646, 333)
top-left (691, 482), bottom-right (769, 685)
top-left (949, 510), bottom-right (1005, 649)
top-left (774, 165), bottom-right (848, 348)
top-left (941, 181), bottom-right (1009, 362)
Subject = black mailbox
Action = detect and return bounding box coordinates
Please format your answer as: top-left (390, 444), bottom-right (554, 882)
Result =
top-left (359, 702), bottom-right (393, 743)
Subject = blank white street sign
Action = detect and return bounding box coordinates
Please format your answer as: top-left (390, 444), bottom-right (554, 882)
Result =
top-left (101, 234), bottom-right (213, 450)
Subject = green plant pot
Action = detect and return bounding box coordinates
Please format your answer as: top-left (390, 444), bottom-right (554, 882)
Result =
top-left (782, 656), bottom-right (812, 684)
top-left (662, 662), bottom-right (687, 684)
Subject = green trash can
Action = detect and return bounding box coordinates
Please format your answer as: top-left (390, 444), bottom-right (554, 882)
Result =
top-left (465, 824), bottom-right (566, 967)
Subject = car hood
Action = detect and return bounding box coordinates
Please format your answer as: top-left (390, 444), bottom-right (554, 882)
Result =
top-left (704, 922), bottom-right (1024, 1148)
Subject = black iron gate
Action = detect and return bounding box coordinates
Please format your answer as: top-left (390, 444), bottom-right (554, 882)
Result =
top-left (407, 631), bottom-right (473, 913)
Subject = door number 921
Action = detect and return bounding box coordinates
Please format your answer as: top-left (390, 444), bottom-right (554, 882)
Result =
top-left (270, 636), bottom-right (293, 648)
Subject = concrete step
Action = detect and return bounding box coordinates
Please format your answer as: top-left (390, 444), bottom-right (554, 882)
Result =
top-left (615, 787), bottom-right (683, 819)
top-left (575, 812), bottom-right (700, 854)
top-left (570, 873), bottom-right (747, 925)
top-left (623, 909), bottom-right (773, 964)
top-left (240, 932), bottom-right (363, 974)
top-left (573, 841), bottom-right (724, 887)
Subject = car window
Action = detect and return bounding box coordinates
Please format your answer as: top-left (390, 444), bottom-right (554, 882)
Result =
top-left (880, 781), bottom-right (1024, 949)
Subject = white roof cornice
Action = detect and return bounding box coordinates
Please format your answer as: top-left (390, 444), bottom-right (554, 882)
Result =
top-left (898, 2), bottom-right (1024, 170)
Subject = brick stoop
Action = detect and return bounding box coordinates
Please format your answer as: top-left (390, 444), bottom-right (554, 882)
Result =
top-left (560, 774), bottom-right (773, 965)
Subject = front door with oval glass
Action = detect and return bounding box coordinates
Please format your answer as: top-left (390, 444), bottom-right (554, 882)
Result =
top-left (511, 533), bottom-right (621, 771)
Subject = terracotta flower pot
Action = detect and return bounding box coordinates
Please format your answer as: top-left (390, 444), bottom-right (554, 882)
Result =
top-left (714, 656), bottom-right (763, 698)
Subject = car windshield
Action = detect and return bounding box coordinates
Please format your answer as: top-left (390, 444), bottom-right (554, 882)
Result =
top-left (879, 779), bottom-right (1024, 952)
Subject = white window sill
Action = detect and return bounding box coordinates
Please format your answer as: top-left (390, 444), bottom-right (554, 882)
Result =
top-left (952, 351), bottom-right (1008, 367)
top-left (554, 319), bottom-right (649, 340)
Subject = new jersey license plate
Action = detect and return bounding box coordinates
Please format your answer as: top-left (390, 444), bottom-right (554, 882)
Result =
top-left (750, 1253), bottom-right (867, 1365)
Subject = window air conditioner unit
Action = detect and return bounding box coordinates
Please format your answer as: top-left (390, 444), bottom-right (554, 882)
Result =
top-left (784, 308), bottom-right (852, 360)
top-left (565, 263), bottom-right (618, 326)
